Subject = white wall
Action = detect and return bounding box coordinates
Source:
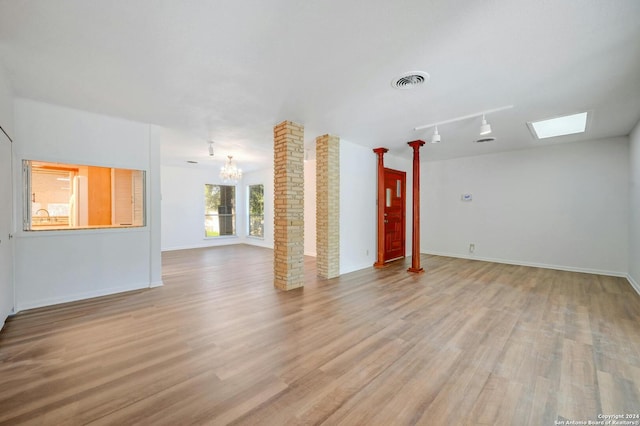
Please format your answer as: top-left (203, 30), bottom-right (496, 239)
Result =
top-left (340, 140), bottom-right (375, 274)
top-left (422, 138), bottom-right (629, 276)
top-left (0, 66), bottom-right (12, 139)
top-left (161, 164), bottom-right (245, 251)
top-left (13, 99), bottom-right (162, 310)
top-left (339, 140), bottom-right (413, 274)
top-left (159, 126), bottom-right (245, 251)
top-left (629, 120), bottom-right (640, 291)
top-left (148, 126), bottom-right (163, 287)
top-left (0, 64), bottom-right (14, 328)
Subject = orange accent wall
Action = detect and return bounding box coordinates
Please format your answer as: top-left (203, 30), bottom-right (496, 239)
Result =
top-left (87, 166), bottom-right (112, 226)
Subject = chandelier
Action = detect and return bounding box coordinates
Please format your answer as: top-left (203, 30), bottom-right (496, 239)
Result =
top-left (220, 155), bottom-right (242, 183)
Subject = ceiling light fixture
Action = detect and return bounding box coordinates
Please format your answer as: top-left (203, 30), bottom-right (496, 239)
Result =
top-left (479, 114), bottom-right (492, 135)
top-left (413, 105), bottom-right (513, 144)
top-left (431, 126), bottom-right (441, 143)
top-left (208, 141), bottom-right (215, 156)
top-left (414, 105), bottom-right (514, 131)
top-left (220, 155), bottom-right (242, 184)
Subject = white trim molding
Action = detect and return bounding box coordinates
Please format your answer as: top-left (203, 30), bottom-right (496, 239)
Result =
top-left (424, 251), bottom-right (628, 278)
top-left (627, 274), bottom-right (640, 296)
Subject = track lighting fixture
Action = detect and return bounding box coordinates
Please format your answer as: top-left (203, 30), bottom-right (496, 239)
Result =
top-left (431, 126), bottom-right (441, 143)
top-left (479, 114), bottom-right (492, 136)
top-left (208, 141), bottom-right (214, 156)
top-left (413, 105), bottom-right (512, 143)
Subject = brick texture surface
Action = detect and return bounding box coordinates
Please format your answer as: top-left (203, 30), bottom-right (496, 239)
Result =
top-left (273, 121), bottom-right (305, 290)
top-left (316, 134), bottom-right (340, 279)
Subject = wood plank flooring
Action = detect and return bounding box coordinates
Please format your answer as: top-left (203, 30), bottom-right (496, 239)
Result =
top-left (1, 244), bottom-right (640, 425)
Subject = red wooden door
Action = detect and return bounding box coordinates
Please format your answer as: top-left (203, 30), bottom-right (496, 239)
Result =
top-left (383, 168), bottom-right (406, 262)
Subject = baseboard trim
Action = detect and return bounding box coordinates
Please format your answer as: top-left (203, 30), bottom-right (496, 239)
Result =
top-left (423, 251), bottom-right (627, 278)
top-left (16, 281), bottom-right (151, 312)
top-left (149, 280), bottom-right (164, 288)
top-left (161, 240), bottom-right (240, 252)
top-left (341, 262), bottom-right (375, 275)
top-left (627, 274), bottom-right (640, 296)
top-left (243, 240), bottom-right (274, 250)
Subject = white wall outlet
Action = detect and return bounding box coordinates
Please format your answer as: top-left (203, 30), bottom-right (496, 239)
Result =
top-left (469, 243), bottom-right (475, 253)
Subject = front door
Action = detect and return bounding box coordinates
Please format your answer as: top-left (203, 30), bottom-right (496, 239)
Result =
top-left (383, 168), bottom-right (406, 262)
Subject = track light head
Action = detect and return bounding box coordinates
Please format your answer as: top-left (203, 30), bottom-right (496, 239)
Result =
top-left (431, 126), bottom-right (441, 143)
top-left (479, 115), bottom-right (492, 135)
top-left (208, 141), bottom-right (214, 156)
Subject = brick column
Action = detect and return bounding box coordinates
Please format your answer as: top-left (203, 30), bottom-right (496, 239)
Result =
top-left (316, 134), bottom-right (340, 279)
top-left (273, 121), bottom-right (305, 290)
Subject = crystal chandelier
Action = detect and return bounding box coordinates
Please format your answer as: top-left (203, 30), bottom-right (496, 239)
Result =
top-left (220, 155), bottom-right (242, 184)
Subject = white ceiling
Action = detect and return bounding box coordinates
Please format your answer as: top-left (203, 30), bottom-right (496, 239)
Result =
top-left (1, 0), bottom-right (639, 171)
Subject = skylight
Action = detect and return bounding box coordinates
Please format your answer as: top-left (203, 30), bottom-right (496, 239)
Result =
top-left (528, 112), bottom-right (588, 139)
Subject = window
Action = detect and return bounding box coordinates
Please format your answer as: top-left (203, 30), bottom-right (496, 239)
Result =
top-left (204, 184), bottom-right (236, 237)
top-left (248, 184), bottom-right (264, 238)
top-left (527, 112), bottom-right (588, 139)
top-left (23, 160), bottom-right (145, 231)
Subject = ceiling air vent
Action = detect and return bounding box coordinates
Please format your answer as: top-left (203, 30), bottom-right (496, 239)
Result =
top-left (391, 71), bottom-right (430, 89)
top-left (475, 137), bottom-right (496, 143)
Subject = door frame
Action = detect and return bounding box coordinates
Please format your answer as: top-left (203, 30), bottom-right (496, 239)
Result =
top-left (382, 167), bottom-right (406, 262)
top-left (0, 125), bottom-right (14, 329)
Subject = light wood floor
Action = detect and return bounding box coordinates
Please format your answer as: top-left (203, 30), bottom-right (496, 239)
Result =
top-left (1, 245), bottom-right (640, 425)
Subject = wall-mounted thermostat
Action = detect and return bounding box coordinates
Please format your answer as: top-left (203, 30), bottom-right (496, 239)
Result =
top-left (461, 194), bottom-right (472, 201)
